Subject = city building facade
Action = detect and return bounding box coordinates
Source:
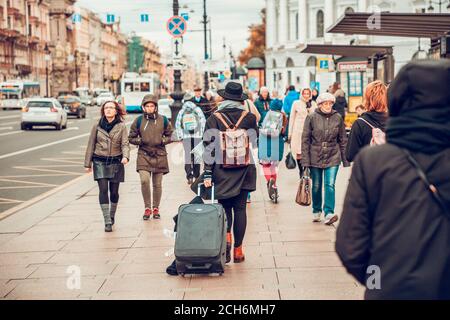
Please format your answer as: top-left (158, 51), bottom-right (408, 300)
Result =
top-left (265, 0), bottom-right (438, 97)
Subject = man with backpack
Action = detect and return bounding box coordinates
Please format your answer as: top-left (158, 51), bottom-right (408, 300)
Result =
top-left (345, 81), bottom-right (388, 162)
top-left (175, 101), bottom-right (206, 185)
top-left (128, 94), bottom-right (174, 221)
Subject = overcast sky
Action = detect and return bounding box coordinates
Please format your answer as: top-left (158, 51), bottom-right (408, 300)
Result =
top-left (76, 0), bottom-right (265, 64)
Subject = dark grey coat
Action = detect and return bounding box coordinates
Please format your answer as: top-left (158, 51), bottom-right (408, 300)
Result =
top-left (301, 108), bottom-right (350, 169)
top-left (336, 144), bottom-right (450, 299)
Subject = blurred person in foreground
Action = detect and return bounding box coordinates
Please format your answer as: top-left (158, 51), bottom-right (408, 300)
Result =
top-left (336, 59), bottom-right (450, 299)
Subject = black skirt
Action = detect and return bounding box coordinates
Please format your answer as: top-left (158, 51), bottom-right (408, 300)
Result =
top-left (93, 159), bottom-right (125, 182)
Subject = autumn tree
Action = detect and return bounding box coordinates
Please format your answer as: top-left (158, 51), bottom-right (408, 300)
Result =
top-left (238, 8), bottom-right (266, 65)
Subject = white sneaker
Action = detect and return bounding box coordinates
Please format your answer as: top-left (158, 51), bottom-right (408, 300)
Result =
top-left (324, 213), bottom-right (339, 225)
top-left (312, 213), bottom-right (322, 222)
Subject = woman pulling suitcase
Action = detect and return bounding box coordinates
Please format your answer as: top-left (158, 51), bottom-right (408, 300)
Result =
top-left (203, 82), bottom-right (258, 264)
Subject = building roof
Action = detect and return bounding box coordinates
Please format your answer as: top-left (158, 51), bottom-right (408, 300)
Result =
top-left (300, 44), bottom-right (393, 58)
top-left (327, 13), bottom-right (450, 39)
top-left (247, 57), bottom-right (265, 69)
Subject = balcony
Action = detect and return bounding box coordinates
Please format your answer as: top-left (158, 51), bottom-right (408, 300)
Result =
top-left (29, 15), bottom-right (40, 24)
top-left (7, 7), bottom-right (19, 16)
top-left (29, 35), bottom-right (40, 44)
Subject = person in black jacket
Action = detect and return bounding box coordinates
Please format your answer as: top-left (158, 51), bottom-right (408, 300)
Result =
top-left (346, 81), bottom-right (388, 162)
top-left (333, 89), bottom-right (347, 120)
top-left (203, 82), bottom-right (258, 264)
top-left (336, 59), bottom-right (450, 300)
top-left (190, 87), bottom-right (213, 119)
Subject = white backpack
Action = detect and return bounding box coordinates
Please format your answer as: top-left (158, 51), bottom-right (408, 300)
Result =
top-left (358, 118), bottom-right (386, 146)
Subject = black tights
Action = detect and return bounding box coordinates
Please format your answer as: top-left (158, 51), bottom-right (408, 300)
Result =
top-left (97, 179), bottom-right (120, 204)
top-left (218, 190), bottom-right (249, 248)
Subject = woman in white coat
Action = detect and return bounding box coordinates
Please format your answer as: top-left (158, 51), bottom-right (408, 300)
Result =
top-left (288, 88), bottom-right (317, 177)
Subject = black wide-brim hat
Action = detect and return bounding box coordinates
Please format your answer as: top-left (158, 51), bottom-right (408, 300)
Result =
top-left (217, 82), bottom-right (248, 102)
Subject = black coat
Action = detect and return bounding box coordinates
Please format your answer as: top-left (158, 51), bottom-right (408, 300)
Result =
top-left (203, 108), bottom-right (258, 200)
top-left (190, 96), bottom-right (214, 119)
top-left (336, 144), bottom-right (450, 299)
top-left (301, 108), bottom-right (350, 169)
top-left (346, 111), bottom-right (388, 162)
top-left (333, 96), bottom-right (347, 119)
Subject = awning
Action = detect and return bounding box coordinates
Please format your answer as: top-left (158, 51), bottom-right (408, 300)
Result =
top-left (327, 13), bottom-right (450, 39)
top-left (300, 44), bottom-right (393, 58)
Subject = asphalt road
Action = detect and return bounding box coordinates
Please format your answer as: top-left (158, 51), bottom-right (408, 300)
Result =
top-left (0, 107), bottom-right (139, 214)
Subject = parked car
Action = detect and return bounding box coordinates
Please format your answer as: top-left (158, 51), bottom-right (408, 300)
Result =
top-left (21, 98), bottom-right (68, 130)
top-left (96, 92), bottom-right (115, 106)
top-left (157, 98), bottom-right (173, 120)
top-left (57, 95), bottom-right (86, 118)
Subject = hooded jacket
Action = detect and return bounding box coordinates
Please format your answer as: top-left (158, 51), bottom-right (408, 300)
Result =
top-left (283, 90), bottom-right (300, 115)
top-left (336, 59), bottom-right (450, 300)
top-left (345, 111), bottom-right (388, 162)
top-left (175, 102), bottom-right (206, 140)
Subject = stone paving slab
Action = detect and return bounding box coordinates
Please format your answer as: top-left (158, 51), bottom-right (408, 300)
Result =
top-left (0, 142), bottom-right (361, 299)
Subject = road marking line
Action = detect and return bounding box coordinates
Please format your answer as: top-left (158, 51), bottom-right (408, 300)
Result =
top-left (0, 120), bottom-right (132, 160)
top-left (0, 186), bottom-right (55, 190)
top-left (0, 174), bottom-right (75, 178)
top-left (0, 127), bottom-right (13, 131)
top-left (0, 115), bottom-right (21, 120)
top-left (0, 130), bottom-right (23, 137)
top-left (0, 173), bottom-right (90, 221)
top-left (12, 166), bottom-right (82, 175)
top-left (40, 158), bottom-right (84, 165)
top-left (0, 121), bottom-right (19, 126)
top-left (0, 197), bottom-right (24, 204)
top-left (0, 178), bottom-right (58, 187)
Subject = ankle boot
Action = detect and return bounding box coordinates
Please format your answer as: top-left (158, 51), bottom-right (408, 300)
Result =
top-left (100, 203), bottom-right (112, 226)
top-left (226, 232), bottom-right (232, 263)
top-left (233, 245), bottom-right (245, 263)
top-left (104, 224), bottom-right (112, 232)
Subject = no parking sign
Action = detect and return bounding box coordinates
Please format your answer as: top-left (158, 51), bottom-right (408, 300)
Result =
top-left (167, 16), bottom-right (187, 38)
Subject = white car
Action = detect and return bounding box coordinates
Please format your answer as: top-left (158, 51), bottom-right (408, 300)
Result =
top-left (21, 98), bottom-right (68, 130)
top-left (96, 92), bottom-right (115, 106)
top-left (157, 98), bottom-right (173, 120)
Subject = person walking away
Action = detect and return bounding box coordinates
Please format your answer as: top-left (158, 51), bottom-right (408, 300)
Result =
top-left (128, 95), bottom-right (174, 221)
top-left (333, 89), bottom-right (347, 120)
top-left (84, 101), bottom-right (130, 232)
top-left (190, 87), bottom-right (212, 119)
top-left (346, 81), bottom-right (388, 162)
top-left (258, 99), bottom-right (288, 202)
top-left (203, 81), bottom-right (258, 264)
top-left (175, 101), bottom-right (206, 184)
top-left (288, 88), bottom-right (316, 178)
top-left (301, 92), bottom-right (350, 225)
top-left (336, 59), bottom-right (450, 299)
top-left (243, 92), bottom-right (261, 125)
top-left (311, 88), bottom-right (319, 102)
top-left (283, 85), bottom-right (300, 138)
top-left (254, 86), bottom-right (271, 127)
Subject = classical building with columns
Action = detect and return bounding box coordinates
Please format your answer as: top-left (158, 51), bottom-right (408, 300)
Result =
top-left (265, 0), bottom-right (436, 94)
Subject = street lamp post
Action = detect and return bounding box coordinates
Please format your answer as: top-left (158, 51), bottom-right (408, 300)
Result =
top-left (74, 50), bottom-right (79, 88)
top-left (170, 0), bottom-right (185, 126)
top-left (202, 0), bottom-right (209, 92)
top-left (427, 0), bottom-right (450, 13)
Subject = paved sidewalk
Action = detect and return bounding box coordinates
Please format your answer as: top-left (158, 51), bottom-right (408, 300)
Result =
top-left (0, 142), bottom-right (364, 300)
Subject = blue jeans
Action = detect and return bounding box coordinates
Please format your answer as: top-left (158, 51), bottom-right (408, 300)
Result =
top-left (309, 166), bottom-right (339, 216)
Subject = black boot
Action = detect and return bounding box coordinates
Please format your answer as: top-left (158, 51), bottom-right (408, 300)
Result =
top-left (105, 224), bottom-right (112, 232)
top-left (166, 260), bottom-right (178, 276)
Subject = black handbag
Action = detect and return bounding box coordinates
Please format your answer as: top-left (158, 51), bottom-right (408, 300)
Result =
top-left (285, 151), bottom-right (297, 170)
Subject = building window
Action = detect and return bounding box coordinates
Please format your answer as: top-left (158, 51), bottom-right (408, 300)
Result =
top-left (345, 7), bottom-right (355, 14)
top-left (306, 56), bottom-right (317, 67)
top-left (288, 71), bottom-right (292, 85)
top-left (286, 58), bottom-right (294, 68)
top-left (316, 10), bottom-right (324, 38)
top-left (272, 59), bottom-right (277, 69)
top-left (295, 12), bottom-right (299, 40)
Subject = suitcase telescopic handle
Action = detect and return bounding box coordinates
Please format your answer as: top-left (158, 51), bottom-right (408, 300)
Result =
top-left (197, 183), bottom-right (215, 203)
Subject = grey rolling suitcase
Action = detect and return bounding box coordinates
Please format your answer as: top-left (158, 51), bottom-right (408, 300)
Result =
top-left (175, 185), bottom-right (227, 276)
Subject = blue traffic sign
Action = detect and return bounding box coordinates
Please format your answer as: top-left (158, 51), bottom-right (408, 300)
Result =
top-left (167, 16), bottom-right (187, 38)
top-left (180, 13), bottom-right (189, 21)
top-left (140, 14), bottom-right (149, 23)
